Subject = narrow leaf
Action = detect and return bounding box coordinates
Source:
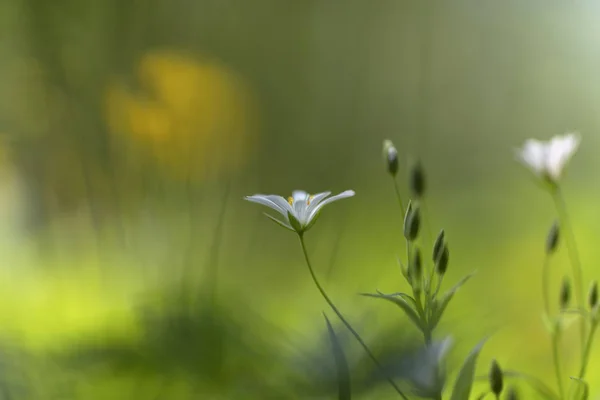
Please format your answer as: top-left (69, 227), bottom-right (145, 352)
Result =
top-left (324, 313), bottom-right (351, 400)
top-left (263, 213), bottom-right (294, 232)
top-left (499, 370), bottom-right (560, 400)
top-left (361, 293), bottom-right (423, 330)
top-left (430, 272), bottom-right (475, 330)
top-left (450, 338), bottom-right (487, 400)
top-left (375, 290), bottom-right (417, 307)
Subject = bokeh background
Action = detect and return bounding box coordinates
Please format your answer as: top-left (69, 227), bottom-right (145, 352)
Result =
top-left (0, 0), bottom-right (600, 398)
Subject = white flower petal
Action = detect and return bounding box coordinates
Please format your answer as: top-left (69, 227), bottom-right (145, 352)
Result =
top-left (292, 190), bottom-right (309, 203)
top-left (546, 132), bottom-right (580, 180)
top-left (263, 195), bottom-right (295, 218)
top-left (307, 190), bottom-right (355, 221)
top-left (290, 190), bottom-right (309, 221)
top-left (515, 139), bottom-right (546, 175)
top-left (306, 192), bottom-right (331, 215)
top-left (245, 195), bottom-right (288, 215)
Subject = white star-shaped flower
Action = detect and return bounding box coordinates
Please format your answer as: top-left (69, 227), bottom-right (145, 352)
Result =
top-left (515, 132), bottom-right (581, 183)
top-left (245, 190), bottom-right (355, 233)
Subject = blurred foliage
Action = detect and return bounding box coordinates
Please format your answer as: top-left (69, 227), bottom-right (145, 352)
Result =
top-left (0, 0), bottom-right (599, 398)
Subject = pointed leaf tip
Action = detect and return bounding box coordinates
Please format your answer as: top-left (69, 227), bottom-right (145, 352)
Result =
top-left (450, 338), bottom-right (488, 400)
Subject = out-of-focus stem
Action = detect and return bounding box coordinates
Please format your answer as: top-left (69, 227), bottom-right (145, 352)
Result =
top-left (298, 234), bottom-right (409, 399)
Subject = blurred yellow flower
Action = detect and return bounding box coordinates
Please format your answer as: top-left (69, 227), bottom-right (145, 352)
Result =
top-left (105, 51), bottom-right (259, 180)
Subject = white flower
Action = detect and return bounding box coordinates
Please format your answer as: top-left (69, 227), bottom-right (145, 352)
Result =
top-left (515, 132), bottom-right (581, 183)
top-left (245, 190), bottom-right (355, 233)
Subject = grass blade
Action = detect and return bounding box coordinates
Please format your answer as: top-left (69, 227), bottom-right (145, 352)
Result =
top-left (324, 313), bottom-right (352, 400)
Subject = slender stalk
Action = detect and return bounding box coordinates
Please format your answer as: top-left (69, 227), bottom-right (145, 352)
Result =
top-left (551, 326), bottom-right (565, 400)
top-left (578, 320), bottom-right (598, 378)
top-left (542, 255), bottom-right (551, 317)
top-left (406, 238), bottom-right (430, 345)
top-left (298, 234), bottom-right (409, 399)
top-left (552, 187), bottom-right (586, 354)
top-left (392, 178), bottom-right (406, 217)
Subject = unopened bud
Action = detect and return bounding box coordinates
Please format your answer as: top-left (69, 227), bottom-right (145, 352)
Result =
top-left (409, 161), bottom-right (426, 198)
top-left (383, 140), bottom-right (399, 177)
top-left (545, 221), bottom-right (560, 254)
top-left (436, 245), bottom-right (449, 275)
top-left (433, 229), bottom-right (445, 262)
top-left (505, 387), bottom-right (518, 400)
top-left (403, 201), bottom-right (421, 241)
top-left (589, 280), bottom-right (598, 310)
top-left (411, 247), bottom-right (423, 286)
top-left (560, 277), bottom-right (571, 310)
top-left (489, 359), bottom-right (504, 396)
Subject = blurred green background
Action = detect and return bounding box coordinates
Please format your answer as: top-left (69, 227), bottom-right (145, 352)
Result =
top-left (0, 0), bottom-right (600, 398)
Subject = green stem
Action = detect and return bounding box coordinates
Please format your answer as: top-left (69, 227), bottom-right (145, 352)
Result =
top-left (393, 178), bottom-right (406, 217)
top-left (298, 234), bottom-right (409, 399)
top-left (552, 187), bottom-right (586, 355)
top-left (578, 320), bottom-right (598, 379)
top-left (542, 255), bottom-right (551, 317)
top-left (551, 325), bottom-right (565, 400)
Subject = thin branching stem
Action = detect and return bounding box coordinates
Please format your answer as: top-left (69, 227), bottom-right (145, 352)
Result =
top-left (298, 234), bottom-right (409, 399)
top-left (578, 319), bottom-right (598, 378)
top-left (552, 186), bottom-right (586, 355)
top-left (393, 178), bottom-right (406, 217)
top-left (551, 325), bottom-right (565, 400)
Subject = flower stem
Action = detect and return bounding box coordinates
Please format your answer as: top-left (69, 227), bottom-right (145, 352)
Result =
top-left (298, 234), bottom-right (409, 399)
top-left (552, 187), bottom-right (586, 355)
top-left (551, 325), bottom-right (565, 400)
top-left (393, 178), bottom-right (406, 217)
top-left (578, 320), bottom-right (598, 379)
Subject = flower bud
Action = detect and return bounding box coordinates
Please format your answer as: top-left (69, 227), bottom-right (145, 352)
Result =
top-left (403, 201), bottom-right (421, 241)
top-left (411, 247), bottom-right (423, 286)
top-left (505, 387), bottom-right (518, 400)
top-left (432, 229), bottom-right (445, 262)
top-left (589, 280), bottom-right (598, 310)
top-left (409, 161), bottom-right (426, 198)
top-left (436, 245), bottom-right (449, 276)
top-left (489, 359), bottom-right (504, 396)
top-left (545, 221), bottom-right (560, 254)
top-left (560, 277), bottom-right (571, 310)
top-left (383, 140), bottom-right (399, 177)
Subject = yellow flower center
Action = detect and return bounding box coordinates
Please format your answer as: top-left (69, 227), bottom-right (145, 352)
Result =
top-left (288, 194), bottom-right (314, 206)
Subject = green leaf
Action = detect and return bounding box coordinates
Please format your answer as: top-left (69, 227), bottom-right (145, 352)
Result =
top-left (287, 211), bottom-right (303, 232)
top-left (568, 377), bottom-right (589, 400)
top-left (501, 370), bottom-right (560, 400)
top-left (430, 272), bottom-right (475, 330)
top-left (449, 338), bottom-right (487, 400)
top-left (304, 210), bottom-right (322, 232)
top-left (375, 290), bottom-right (417, 308)
top-left (263, 213), bottom-right (294, 232)
top-left (361, 293), bottom-right (423, 331)
top-left (475, 392), bottom-right (489, 400)
top-left (324, 313), bottom-right (351, 400)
